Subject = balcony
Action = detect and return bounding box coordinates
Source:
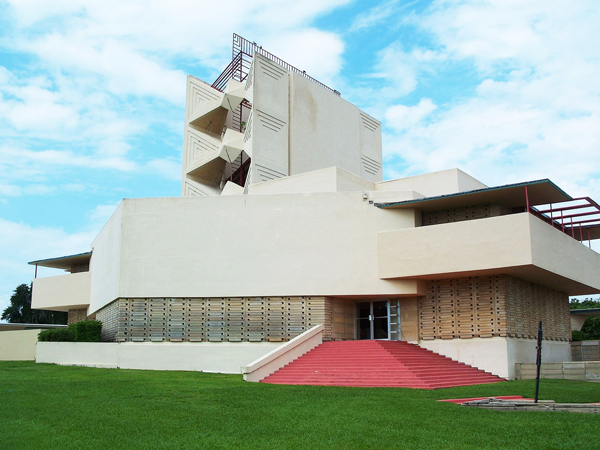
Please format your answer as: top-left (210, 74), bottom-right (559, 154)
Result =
top-left (377, 212), bottom-right (600, 295)
top-left (31, 272), bottom-right (91, 312)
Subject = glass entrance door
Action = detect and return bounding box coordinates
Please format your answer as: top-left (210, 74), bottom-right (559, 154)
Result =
top-left (356, 301), bottom-right (389, 340)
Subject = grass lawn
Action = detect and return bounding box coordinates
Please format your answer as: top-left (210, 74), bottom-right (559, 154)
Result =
top-left (1, 362), bottom-right (599, 450)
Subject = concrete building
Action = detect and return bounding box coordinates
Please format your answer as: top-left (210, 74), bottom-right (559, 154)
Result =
top-left (30, 35), bottom-right (600, 380)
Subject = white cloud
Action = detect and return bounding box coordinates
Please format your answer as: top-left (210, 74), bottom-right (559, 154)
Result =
top-left (146, 158), bottom-right (181, 181)
top-left (372, 44), bottom-right (445, 99)
top-left (350, 0), bottom-right (418, 32)
top-left (21, 34), bottom-right (187, 103)
top-left (0, 183), bottom-right (21, 197)
top-left (374, 45), bottom-right (419, 97)
top-left (0, 66), bottom-right (146, 146)
top-left (0, 218), bottom-right (97, 317)
top-left (87, 202), bottom-right (120, 227)
top-left (350, 0), bottom-right (401, 31)
top-left (0, 146), bottom-right (138, 173)
top-left (378, 0), bottom-right (600, 200)
top-left (262, 29), bottom-right (345, 88)
top-left (0, 74), bottom-right (80, 135)
top-left (0, 144), bottom-right (141, 198)
top-left (385, 98), bottom-right (437, 132)
top-left (420, 0), bottom-right (599, 72)
top-left (7, 0), bottom-right (351, 96)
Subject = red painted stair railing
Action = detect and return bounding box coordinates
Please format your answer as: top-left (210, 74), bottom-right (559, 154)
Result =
top-left (260, 340), bottom-right (505, 389)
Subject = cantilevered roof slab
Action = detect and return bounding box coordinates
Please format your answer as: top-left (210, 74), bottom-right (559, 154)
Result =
top-left (378, 213), bottom-right (600, 296)
top-left (28, 252), bottom-right (91, 271)
top-left (375, 179), bottom-right (571, 211)
top-left (570, 308), bottom-right (600, 331)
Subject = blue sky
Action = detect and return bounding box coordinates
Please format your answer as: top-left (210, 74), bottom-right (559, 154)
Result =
top-left (1, 0), bottom-right (599, 316)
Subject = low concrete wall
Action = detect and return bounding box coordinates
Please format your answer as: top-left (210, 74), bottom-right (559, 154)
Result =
top-left (242, 325), bottom-right (324, 382)
top-left (36, 341), bottom-right (280, 373)
top-left (515, 361), bottom-right (600, 381)
top-left (0, 329), bottom-right (41, 361)
top-left (571, 340), bottom-right (600, 361)
top-left (419, 337), bottom-right (571, 379)
top-left (419, 337), bottom-right (509, 378)
top-left (37, 342), bottom-right (119, 368)
top-left (507, 339), bottom-right (571, 376)
top-left (118, 342), bottom-right (280, 373)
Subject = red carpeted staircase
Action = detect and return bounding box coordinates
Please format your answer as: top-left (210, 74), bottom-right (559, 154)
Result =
top-left (260, 340), bottom-right (505, 389)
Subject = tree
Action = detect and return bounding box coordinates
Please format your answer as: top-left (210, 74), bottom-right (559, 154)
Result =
top-left (1, 283), bottom-right (67, 324)
top-left (570, 297), bottom-right (600, 310)
top-left (570, 297), bottom-right (600, 340)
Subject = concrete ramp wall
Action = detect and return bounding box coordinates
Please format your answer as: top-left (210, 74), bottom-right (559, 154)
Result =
top-left (36, 341), bottom-right (280, 373)
top-left (0, 329), bottom-right (41, 361)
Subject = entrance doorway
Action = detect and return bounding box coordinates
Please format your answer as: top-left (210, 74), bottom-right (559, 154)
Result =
top-left (356, 300), bottom-right (400, 340)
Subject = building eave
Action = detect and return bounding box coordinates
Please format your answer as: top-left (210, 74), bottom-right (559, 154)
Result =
top-left (28, 252), bottom-right (92, 270)
top-left (374, 179), bottom-right (571, 211)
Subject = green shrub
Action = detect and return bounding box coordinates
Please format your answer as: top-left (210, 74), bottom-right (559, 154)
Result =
top-left (37, 328), bottom-right (74, 342)
top-left (37, 321), bottom-right (102, 342)
top-left (572, 330), bottom-right (584, 341)
top-left (72, 320), bottom-right (102, 342)
top-left (37, 329), bottom-right (51, 341)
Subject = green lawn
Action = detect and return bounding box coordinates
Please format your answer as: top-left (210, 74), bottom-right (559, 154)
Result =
top-left (1, 362), bottom-right (599, 450)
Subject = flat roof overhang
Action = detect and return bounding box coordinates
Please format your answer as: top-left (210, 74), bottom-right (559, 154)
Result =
top-left (375, 179), bottom-right (600, 241)
top-left (374, 179), bottom-right (571, 211)
top-left (388, 266), bottom-right (600, 297)
top-left (31, 304), bottom-right (88, 313)
top-left (570, 308), bottom-right (600, 317)
top-left (378, 213), bottom-right (600, 296)
top-left (28, 252), bottom-right (91, 271)
top-left (0, 323), bottom-right (68, 331)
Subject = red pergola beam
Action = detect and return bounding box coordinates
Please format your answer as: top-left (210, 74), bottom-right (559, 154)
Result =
top-left (573, 196), bottom-right (600, 210)
top-left (536, 203), bottom-right (594, 214)
top-left (557, 210), bottom-right (600, 220)
top-left (563, 217), bottom-right (600, 226)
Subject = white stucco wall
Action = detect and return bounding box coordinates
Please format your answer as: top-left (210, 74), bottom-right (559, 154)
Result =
top-left (419, 337), bottom-right (571, 379)
top-left (248, 167), bottom-right (376, 195)
top-left (419, 338), bottom-right (510, 378)
top-left (289, 73), bottom-right (382, 181)
top-left (89, 203), bottom-right (123, 313)
top-left (32, 271), bottom-right (91, 311)
top-left (89, 192), bottom-right (425, 313)
top-left (379, 213), bottom-right (533, 279)
top-left (378, 213), bottom-right (600, 295)
top-left (251, 54), bottom-right (290, 182)
top-left (36, 341), bottom-right (281, 373)
top-left (529, 212), bottom-right (600, 290)
top-left (506, 339), bottom-right (571, 377)
top-left (376, 168), bottom-right (487, 197)
top-left (570, 315), bottom-right (588, 331)
top-left (248, 167), bottom-right (419, 207)
top-left (0, 330), bottom-right (41, 361)
top-left (37, 342), bottom-right (119, 367)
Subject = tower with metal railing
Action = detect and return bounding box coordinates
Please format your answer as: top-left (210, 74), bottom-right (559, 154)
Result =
top-left (181, 34), bottom-right (383, 197)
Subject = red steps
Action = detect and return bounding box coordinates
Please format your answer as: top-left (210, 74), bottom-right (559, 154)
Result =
top-left (260, 340), bottom-right (505, 389)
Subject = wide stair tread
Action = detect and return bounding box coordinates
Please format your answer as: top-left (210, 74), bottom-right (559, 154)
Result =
top-left (260, 340), bottom-right (504, 389)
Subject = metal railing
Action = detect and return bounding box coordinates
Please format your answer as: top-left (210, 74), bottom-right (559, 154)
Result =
top-left (212, 33), bottom-right (340, 96)
top-left (525, 187), bottom-right (600, 247)
top-left (212, 51), bottom-right (252, 92)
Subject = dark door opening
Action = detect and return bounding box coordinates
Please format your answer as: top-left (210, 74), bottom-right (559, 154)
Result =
top-left (356, 300), bottom-right (389, 340)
